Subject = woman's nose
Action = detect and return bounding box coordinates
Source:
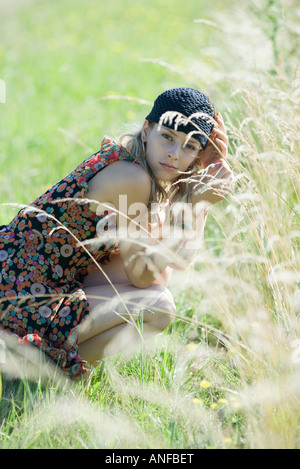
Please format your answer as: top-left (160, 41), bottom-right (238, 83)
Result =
top-left (168, 142), bottom-right (180, 159)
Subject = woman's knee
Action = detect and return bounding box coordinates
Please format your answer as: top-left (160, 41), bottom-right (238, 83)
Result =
top-left (142, 288), bottom-right (176, 331)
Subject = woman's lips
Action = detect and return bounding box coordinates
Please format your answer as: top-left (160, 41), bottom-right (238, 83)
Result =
top-left (159, 162), bottom-right (177, 171)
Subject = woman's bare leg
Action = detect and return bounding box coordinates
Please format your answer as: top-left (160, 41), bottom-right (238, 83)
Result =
top-left (77, 283), bottom-right (176, 365)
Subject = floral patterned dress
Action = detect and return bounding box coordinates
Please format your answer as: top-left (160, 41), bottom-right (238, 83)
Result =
top-left (0, 137), bottom-right (137, 377)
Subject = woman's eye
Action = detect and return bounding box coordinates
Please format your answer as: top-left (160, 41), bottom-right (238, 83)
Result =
top-left (185, 144), bottom-right (196, 151)
top-left (162, 133), bottom-right (172, 141)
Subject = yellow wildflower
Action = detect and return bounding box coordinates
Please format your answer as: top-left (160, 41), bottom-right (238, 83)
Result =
top-left (192, 397), bottom-right (203, 405)
top-left (200, 380), bottom-right (211, 389)
top-left (210, 403), bottom-right (219, 410)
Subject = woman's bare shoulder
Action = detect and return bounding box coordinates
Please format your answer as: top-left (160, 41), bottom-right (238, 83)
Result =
top-left (88, 160), bottom-right (151, 204)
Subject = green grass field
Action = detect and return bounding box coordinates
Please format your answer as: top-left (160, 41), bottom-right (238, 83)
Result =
top-left (1, 0), bottom-right (300, 450)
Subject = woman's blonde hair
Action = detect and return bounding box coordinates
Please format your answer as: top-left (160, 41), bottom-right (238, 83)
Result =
top-left (118, 122), bottom-right (204, 206)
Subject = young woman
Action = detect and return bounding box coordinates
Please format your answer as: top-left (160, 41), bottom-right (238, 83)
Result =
top-left (0, 87), bottom-right (234, 377)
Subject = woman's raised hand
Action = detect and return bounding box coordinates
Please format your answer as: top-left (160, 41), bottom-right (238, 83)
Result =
top-left (191, 113), bottom-right (234, 205)
top-left (200, 112), bottom-right (228, 168)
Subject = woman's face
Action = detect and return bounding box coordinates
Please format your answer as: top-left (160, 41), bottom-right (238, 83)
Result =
top-left (142, 121), bottom-right (202, 182)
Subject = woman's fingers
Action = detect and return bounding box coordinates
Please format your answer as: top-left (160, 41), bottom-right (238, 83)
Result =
top-left (215, 112), bottom-right (226, 131)
top-left (213, 136), bottom-right (228, 158)
top-left (205, 159), bottom-right (232, 178)
top-left (210, 114), bottom-right (228, 156)
top-left (198, 111), bottom-right (232, 170)
top-left (212, 127), bottom-right (228, 146)
top-left (200, 114), bottom-right (228, 168)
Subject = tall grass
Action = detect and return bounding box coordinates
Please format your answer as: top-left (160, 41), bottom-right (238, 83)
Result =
top-left (1, 0), bottom-right (300, 449)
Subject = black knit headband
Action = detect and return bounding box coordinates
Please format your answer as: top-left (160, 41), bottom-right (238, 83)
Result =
top-left (146, 87), bottom-right (216, 149)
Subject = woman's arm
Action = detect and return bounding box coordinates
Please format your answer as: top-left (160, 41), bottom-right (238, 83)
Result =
top-left (87, 160), bottom-right (163, 288)
top-left (87, 161), bottom-right (191, 288)
top-left (191, 112), bottom-right (234, 206)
